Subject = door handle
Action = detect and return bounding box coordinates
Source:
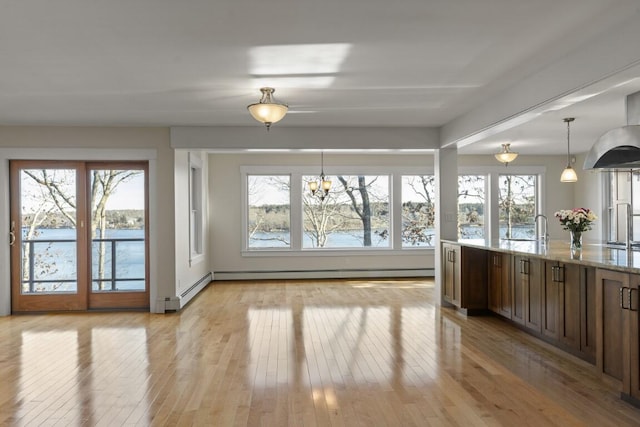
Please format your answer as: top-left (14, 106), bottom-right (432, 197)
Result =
top-left (621, 287), bottom-right (629, 309)
top-left (9, 220), bottom-right (15, 246)
top-left (629, 288), bottom-right (637, 312)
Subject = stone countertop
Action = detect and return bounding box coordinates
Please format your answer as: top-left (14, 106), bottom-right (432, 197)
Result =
top-left (442, 238), bottom-right (640, 274)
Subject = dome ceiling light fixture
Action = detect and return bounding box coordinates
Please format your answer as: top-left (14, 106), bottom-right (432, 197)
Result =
top-left (560, 117), bottom-right (578, 183)
top-left (494, 143), bottom-right (518, 165)
top-left (247, 87), bottom-right (288, 130)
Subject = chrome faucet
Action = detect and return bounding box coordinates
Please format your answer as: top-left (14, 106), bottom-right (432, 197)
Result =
top-left (534, 214), bottom-right (549, 244)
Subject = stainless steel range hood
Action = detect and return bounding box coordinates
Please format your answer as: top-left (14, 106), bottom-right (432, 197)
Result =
top-left (584, 91), bottom-right (640, 169)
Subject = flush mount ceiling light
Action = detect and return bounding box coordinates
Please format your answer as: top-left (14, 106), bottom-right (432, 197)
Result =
top-left (494, 143), bottom-right (518, 165)
top-left (247, 87), bottom-right (288, 130)
top-left (560, 117), bottom-right (578, 183)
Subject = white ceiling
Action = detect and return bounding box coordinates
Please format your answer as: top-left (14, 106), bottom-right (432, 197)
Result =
top-left (2, 0), bottom-right (640, 155)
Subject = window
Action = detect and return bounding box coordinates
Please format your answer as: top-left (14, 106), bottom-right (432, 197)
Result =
top-left (498, 174), bottom-right (537, 239)
top-left (302, 175), bottom-right (390, 248)
top-left (605, 169), bottom-right (640, 244)
top-left (247, 175), bottom-right (291, 249)
top-left (189, 154), bottom-right (204, 262)
top-left (401, 175), bottom-right (435, 247)
top-left (458, 175), bottom-right (485, 239)
top-left (242, 167), bottom-right (431, 253)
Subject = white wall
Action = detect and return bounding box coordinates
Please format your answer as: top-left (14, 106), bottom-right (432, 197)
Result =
top-left (573, 152), bottom-right (605, 243)
top-left (208, 152), bottom-right (435, 279)
top-left (0, 126), bottom-right (176, 315)
top-left (173, 150), bottom-right (211, 306)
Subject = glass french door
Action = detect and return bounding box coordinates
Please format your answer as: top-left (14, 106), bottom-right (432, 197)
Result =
top-left (10, 160), bottom-right (148, 312)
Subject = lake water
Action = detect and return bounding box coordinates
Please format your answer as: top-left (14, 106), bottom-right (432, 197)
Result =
top-left (250, 225), bottom-right (535, 248)
top-left (22, 228), bottom-right (145, 292)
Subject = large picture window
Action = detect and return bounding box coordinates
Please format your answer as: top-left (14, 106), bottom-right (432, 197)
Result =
top-left (302, 175), bottom-right (390, 248)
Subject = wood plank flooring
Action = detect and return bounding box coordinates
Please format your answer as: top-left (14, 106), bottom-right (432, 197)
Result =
top-left (1, 278), bottom-right (639, 426)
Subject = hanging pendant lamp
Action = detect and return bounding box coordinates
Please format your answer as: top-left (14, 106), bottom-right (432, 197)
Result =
top-left (560, 117), bottom-right (578, 183)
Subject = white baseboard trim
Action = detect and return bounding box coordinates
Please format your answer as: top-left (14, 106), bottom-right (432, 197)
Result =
top-left (165, 272), bottom-right (213, 311)
top-left (213, 268), bottom-right (433, 281)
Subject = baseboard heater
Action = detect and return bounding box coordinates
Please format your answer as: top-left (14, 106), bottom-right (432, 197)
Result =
top-left (164, 272), bottom-right (212, 311)
top-left (213, 268), bottom-right (433, 281)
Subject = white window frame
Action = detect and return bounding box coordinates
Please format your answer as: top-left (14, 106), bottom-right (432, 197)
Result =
top-left (241, 165), bottom-right (432, 256)
top-left (460, 166), bottom-right (546, 242)
top-left (188, 152), bottom-right (204, 265)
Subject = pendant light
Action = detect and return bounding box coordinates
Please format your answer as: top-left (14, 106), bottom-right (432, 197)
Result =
top-left (247, 87), bottom-right (288, 130)
top-left (308, 152), bottom-right (331, 200)
top-left (494, 143), bottom-right (518, 165)
top-left (560, 117), bottom-right (578, 183)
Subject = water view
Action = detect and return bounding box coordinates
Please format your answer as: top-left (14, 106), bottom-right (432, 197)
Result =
top-left (22, 228), bottom-right (145, 292)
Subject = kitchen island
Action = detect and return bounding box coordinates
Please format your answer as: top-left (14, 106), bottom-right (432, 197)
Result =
top-left (441, 238), bottom-right (640, 408)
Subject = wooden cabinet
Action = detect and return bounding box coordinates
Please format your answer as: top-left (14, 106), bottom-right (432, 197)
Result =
top-left (513, 255), bottom-right (543, 333)
top-left (442, 243), bottom-right (461, 307)
top-left (543, 261), bottom-right (596, 362)
top-left (442, 243), bottom-right (488, 314)
top-left (489, 251), bottom-right (512, 319)
top-left (596, 269), bottom-right (640, 405)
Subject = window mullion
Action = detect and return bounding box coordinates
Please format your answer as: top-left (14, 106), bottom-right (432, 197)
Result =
top-left (290, 172), bottom-right (302, 250)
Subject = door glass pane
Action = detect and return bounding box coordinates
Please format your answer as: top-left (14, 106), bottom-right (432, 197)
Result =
top-left (90, 169), bottom-right (146, 292)
top-left (20, 169), bottom-right (78, 293)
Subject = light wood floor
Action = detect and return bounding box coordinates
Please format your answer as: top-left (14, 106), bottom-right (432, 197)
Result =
top-left (1, 278), bottom-right (640, 426)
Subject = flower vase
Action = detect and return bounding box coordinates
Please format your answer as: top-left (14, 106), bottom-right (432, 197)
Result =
top-left (570, 231), bottom-right (582, 250)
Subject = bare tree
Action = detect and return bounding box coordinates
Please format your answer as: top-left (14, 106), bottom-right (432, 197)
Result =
top-left (499, 174), bottom-right (536, 239)
top-left (303, 181), bottom-right (345, 247)
top-left (402, 175), bottom-right (436, 245)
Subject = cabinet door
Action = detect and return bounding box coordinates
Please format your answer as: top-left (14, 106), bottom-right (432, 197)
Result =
top-left (595, 269), bottom-right (626, 382)
top-left (460, 247), bottom-right (488, 311)
top-left (524, 258), bottom-right (543, 333)
top-left (627, 275), bottom-right (640, 401)
top-left (489, 252), bottom-right (511, 318)
top-left (443, 245), bottom-right (454, 303)
top-left (498, 253), bottom-right (512, 318)
top-left (512, 256), bottom-right (527, 325)
top-left (580, 267), bottom-right (596, 363)
top-left (488, 252), bottom-right (501, 313)
top-left (560, 263), bottom-right (581, 351)
top-left (543, 261), bottom-right (562, 341)
top-left (442, 244), bottom-right (461, 307)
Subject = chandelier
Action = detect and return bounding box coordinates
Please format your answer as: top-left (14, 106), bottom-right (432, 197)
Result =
top-left (494, 143), bottom-right (518, 165)
top-left (308, 152), bottom-right (332, 200)
top-left (247, 87), bottom-right (288, 130)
